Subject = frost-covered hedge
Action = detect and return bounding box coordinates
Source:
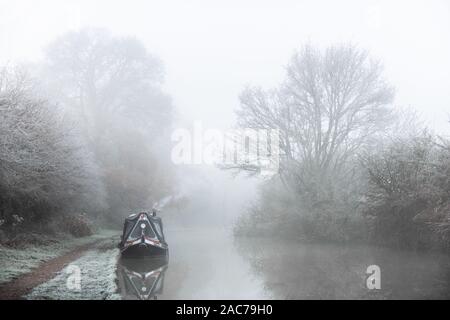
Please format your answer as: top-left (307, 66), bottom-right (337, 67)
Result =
top-left (0, 68), bottom-right (104, 229)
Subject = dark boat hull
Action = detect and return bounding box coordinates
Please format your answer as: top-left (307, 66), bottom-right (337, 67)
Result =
top-left (121, 243), bottom-right (169, 258)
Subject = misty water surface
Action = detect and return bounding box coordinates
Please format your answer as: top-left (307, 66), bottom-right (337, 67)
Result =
top-left (118, 228), bottom-right (450, 300)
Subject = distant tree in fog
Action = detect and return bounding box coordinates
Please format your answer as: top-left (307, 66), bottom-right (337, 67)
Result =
top-left (42, 28), bottom-right (172, 139)
top-left (236, 44), bottom-right (395, 203)
top-left (40, 29), bottom-right (174, 220)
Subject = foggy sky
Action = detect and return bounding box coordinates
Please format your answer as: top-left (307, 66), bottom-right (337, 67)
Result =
top-left (1, 0), bottom-right (449, 134)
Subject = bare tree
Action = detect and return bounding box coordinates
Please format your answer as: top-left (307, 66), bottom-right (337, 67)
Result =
top-left (40, 29), bottom-right (175, 219)
top-left (41, 28), bottom-right (172, 140)
top-left (236, 44), bottom-right (395, 203)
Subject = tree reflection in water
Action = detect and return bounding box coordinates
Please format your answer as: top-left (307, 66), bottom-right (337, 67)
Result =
top-left (235, 238), bottom-right (450, 299)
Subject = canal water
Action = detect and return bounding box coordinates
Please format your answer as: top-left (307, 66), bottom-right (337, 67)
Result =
top-left (117, 227), bottom-right (450, 300)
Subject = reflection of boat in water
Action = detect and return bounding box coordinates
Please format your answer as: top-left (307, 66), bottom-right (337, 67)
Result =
top-left (119, 211), bottom-right (169, 257)
top-left (117, 257), bottom-right (168, 300)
